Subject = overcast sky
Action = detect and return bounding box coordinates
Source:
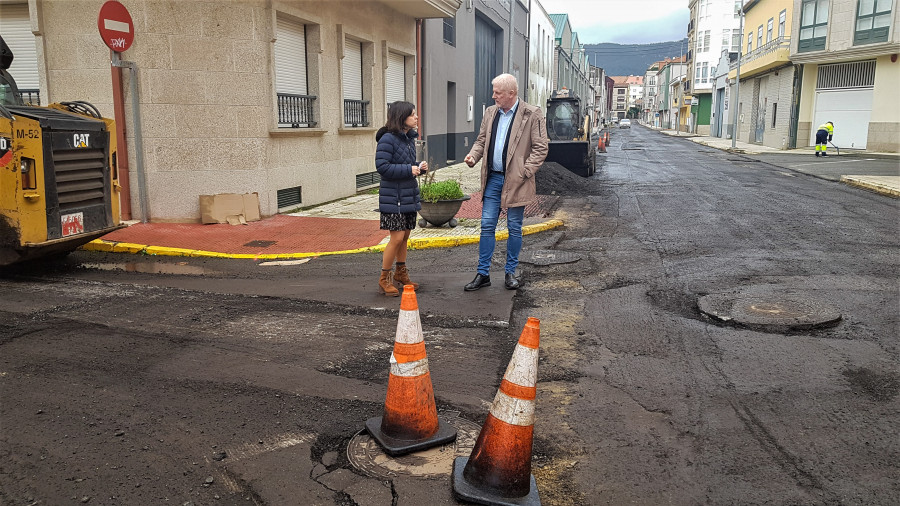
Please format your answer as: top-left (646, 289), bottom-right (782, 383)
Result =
top-left (537, 0), bottom-right (690, 44)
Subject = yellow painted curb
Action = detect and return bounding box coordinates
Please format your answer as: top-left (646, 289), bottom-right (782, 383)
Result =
top-left (81, 219), bottom-right (565, 259)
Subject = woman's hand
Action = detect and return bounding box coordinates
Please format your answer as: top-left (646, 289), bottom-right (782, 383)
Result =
top-left (419, 161), bottom-right (428, 173)
top-left (412, 165), bottom-right (421, 176)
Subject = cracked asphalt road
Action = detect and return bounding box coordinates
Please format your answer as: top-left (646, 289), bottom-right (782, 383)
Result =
top-left (1, 125), bottom-right (898, 505)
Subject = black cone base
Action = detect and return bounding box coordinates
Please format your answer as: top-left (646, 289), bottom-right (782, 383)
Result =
top-left (452, 456), bottom-right (540, 506)
top-left (364, 416), bottom-right (458, 457)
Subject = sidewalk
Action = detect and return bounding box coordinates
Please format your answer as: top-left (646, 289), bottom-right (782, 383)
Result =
top-left (84, 162), bottom-right (563, 260)
top-left (651, 125), bottom-right (900, 197)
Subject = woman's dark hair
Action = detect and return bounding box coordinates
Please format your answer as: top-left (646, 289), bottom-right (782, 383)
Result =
top-left (384, 101), bottom-right (416, 134)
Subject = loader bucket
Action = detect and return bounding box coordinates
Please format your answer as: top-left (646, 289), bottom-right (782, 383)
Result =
top-left (546, 140), bottom-right (595, 177)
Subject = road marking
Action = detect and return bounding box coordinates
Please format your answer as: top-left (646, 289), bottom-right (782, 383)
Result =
top-left (789, 158), bottom-right (875, 168)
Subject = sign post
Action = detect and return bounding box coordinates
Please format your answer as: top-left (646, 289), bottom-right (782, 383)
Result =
top-left (98, 1), bottom-right (138, 220)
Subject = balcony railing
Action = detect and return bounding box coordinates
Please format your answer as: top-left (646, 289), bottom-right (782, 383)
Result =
top-left (19, 88), bottom-right (40, 105)
top-left (344, 99), bottom-right (370, 127)
top-left (277, 93), bottom-right (317, 128)
top-left (731, 36), bottom-right (791, 69)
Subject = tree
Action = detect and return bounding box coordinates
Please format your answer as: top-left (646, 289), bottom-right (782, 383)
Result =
top-left (627, 106), bottom-right (641, 119)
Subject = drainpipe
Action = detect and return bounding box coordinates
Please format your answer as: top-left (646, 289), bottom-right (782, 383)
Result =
top-left (732, 7), bottom-right (744, 149)
top-left (415, 19), bottom-right (426, 162)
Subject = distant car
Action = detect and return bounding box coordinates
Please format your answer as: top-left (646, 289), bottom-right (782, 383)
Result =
top-left (619, 119), bottom-right (631, 128)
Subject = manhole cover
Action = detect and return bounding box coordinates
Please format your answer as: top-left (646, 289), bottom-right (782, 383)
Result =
top-left (698, 293), bottom-right (841, 331)
top-left (519, 250), bottom-right (583, 266)
top-left (243, 240), bottom-right (277, 248)
top-left (347, 412), bottom-right (480, 479)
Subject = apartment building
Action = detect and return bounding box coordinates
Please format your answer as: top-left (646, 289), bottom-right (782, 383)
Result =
top-left (421, 0), bottom-right (528, 167)
top-left (657, 58), bottom-right (688, 129)
top-left (611, 76), bottom-right (630, 119)
top-left (728, 0), bottom-right (798, 149)
top-left (687, 0), bottom-right (743, 134)
top-left (549, 13), bottom-right (593, 107)
top-left (790, 0), bottom-right (899, 151)
top-left (0, 0), bottom-right (460, 221)
top-left (528, 0), bottom-right (556, 115)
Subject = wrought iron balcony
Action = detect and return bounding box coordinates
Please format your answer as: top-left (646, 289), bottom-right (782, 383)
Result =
top-left (19, 88), bottom-right (40, 105)
top-left (344, 99), bottom-right (370, 127)
top-left (277, 93), bottom-right (317, 128)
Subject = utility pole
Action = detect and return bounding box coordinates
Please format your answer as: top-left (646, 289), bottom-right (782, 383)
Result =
top-left (732, 6), bottom-right (744, 149)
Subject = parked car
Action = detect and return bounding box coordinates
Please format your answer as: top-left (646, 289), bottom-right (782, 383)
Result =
top-left (619, 119), bottom-right (631, 128)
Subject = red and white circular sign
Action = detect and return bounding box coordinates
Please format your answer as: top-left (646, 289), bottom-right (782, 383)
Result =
top-left (97, 0), bottom-right (134, 52)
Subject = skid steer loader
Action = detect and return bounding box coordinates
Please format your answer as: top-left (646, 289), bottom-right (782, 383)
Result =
top-left (545, 89), bottom-right (596, 177)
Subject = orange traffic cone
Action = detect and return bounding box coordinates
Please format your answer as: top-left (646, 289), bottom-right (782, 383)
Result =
top-left (598, 134), bottom-right (607, 153)
top-left (452, 317), bottom-right (541, 505)
top-left (365, 285), bottom-right (458, 455)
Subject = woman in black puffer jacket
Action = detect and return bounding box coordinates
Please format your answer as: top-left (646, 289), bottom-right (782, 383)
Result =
top-left (374, 101), bottom-right (428, 296)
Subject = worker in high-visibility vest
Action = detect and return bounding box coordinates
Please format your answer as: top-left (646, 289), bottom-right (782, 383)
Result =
top-left (815, 121), bottom-right (834, 157)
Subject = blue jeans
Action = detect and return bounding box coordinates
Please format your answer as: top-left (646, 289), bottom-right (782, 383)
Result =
top-left (478, 171), bottom-right (524, 276)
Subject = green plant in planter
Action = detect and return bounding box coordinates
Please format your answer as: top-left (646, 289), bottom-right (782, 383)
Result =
top-left (418, 169), bottom-right (464, 203)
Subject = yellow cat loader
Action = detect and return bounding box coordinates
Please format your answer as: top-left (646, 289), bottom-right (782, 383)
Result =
top-left (545, 89), bottom-right (596, 177)
top-left (1, 36), bottom-right (121, 265)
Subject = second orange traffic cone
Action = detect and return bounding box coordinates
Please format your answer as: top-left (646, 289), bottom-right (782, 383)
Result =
top-left (365, 285), bottom-right (458, 456)
top-left (452, 317), bottom-right (541, 505)
top-left (598, 133), bottom-right (607, 153)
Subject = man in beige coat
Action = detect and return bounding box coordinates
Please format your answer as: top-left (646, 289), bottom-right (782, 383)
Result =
top-left (463, 73), bottom-right (548, 291)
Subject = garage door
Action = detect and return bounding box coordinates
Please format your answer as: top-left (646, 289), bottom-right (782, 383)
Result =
top-left (810, 61), bottom-right (874, 149)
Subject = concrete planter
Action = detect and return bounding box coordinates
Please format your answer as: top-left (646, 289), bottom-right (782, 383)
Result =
top-left (417, 195), bottom-right (471, 228)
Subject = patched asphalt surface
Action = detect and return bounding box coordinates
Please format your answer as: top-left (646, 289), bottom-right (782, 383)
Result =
top-left (2, 125), bottom-right (898, 505)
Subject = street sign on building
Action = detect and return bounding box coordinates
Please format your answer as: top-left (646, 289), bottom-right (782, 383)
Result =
top-left (97, 1), bottom-right (134, 52)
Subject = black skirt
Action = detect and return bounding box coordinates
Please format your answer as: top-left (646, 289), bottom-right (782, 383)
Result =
top-left (380, 212), bottom-right (417, 231)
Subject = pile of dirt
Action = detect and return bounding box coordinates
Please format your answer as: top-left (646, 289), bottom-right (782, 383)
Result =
top-left (535, 162), bottom-right (604, 196)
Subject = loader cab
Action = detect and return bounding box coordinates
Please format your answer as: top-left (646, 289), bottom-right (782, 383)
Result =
top-left (1, 69), bottom-right (25, 106)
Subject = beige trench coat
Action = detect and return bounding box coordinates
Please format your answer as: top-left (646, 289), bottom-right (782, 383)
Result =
top-left (466, 100), bottom-right (549, 208)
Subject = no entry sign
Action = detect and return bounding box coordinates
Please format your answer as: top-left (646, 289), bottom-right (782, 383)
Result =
top-left (98, 0), bottom-right (134, 52)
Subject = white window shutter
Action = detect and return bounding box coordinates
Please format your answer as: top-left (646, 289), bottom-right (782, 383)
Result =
top-left (342, 39), bottom-right (363, 101)
top-left (274, 16), bottom-right (307, 95)
top-left (385, 51), bottom-right (405, 105)
top-left (0, 3), bottom-right (40, 90)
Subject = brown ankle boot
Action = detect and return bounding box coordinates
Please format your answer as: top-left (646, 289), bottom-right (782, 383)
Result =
top-left (379, 269), bottom-right (399, 296)
top-left (394, 263), bottom-right (419, 290)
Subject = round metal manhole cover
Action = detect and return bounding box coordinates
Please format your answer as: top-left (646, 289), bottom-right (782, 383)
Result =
top-left (519, 250), bottom-right (583, 266)
top-left (698, 293), bottom-right (841, 331)
top-left (347, 412), bottom-right (480, 479)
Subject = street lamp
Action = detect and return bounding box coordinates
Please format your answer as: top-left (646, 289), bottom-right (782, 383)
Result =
top-left (731, 6), bottom-right (744, 149)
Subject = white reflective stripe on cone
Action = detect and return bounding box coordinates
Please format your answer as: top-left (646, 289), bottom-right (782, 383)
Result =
top-left (395, 309), bottom-right (423, 344)
top-left (489, 390), bottom-right (535, 426)
top-left (503, 346), bottom-right (539, 388)
top-left (390, 355), bottom-right (430, 377)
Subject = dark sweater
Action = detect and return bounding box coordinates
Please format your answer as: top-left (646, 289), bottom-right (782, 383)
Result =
top-left (375, 127), bottom-right (421, 214)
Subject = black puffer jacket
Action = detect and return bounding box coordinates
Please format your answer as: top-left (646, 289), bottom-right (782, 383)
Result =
top-left (375, 127), bottom-right (421, 214)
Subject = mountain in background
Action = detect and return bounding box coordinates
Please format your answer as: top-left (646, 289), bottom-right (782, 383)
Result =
top-left (586, 39), bottom-right (688, 77)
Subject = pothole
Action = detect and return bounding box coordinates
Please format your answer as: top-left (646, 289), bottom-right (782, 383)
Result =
top-left (698, 291), bottom-right (841, 331)
top-left (519, 250), bottom-right (584, 266)
top-left (347, 412), bottom-right (480, 479)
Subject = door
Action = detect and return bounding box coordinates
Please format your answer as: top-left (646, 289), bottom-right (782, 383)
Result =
top-left (812, 89), bottom-right (873, 149)
top-left (474, 16), bottom-right (498, 130)
top-left (714, 88), bottom-right (725, 137)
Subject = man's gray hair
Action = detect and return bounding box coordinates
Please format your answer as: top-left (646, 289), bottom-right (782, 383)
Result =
top-left (492, 73), bottom-right (518, 93)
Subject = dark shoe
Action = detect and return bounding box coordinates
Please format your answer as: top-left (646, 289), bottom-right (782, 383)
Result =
top-left (464, 274), bottom-right (491, 291)
top-left (815, 152), bottom-right (820, 157)
top-left (821, 152), bottom-right (828, 157)
top-left (504, 272), bottom-right (520, 290)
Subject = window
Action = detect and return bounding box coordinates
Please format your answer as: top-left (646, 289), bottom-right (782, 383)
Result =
top-left (855, 0), bottom-right (892, 45)
top-left (618, 88), bottom-right (626, 94)
top-left (732, 32), bottom-right (742, 52)
top-left (747, 32), bottom-right (753, 52)
top-left (342, 38), bottom-right (370, 127)
top-left (779, 10), bottom-right (787, 38)
top-left (385, 51), bottom-right (406, 107)
top-left (734, 0), bottom-right (742, 17)
top-left (443, 16), bottom-right (456, 46)
top-left (722, 28), bottom-right (731, 48)
top-left (757, 25), bottom-right (763, 48)
top-left (274, 15), bottom-right (317, 128)
top-left (799, 0), bottom-right (829, 52)
top-left (771, 103), bottom-right (777, 128)
top-left (767, 18), bottom-right (774, 43)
